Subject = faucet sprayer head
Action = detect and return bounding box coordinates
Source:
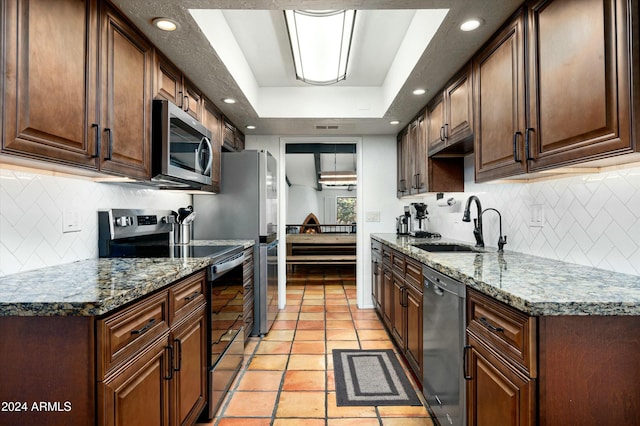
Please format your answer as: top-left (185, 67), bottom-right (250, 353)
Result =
top-left (462, 209), bottom-right (471, 222)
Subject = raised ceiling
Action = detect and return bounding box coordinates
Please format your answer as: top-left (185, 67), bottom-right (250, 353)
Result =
top-left (110, 0), bottom-right (522, 136)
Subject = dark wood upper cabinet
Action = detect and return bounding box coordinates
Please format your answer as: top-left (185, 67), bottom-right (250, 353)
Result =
top-left (202, 98), bottom-right (222, 193)
top-left (2, 0), bottom-right (100, 168)
top-left (428, 65), bottom-right (474, 156)
top-left (155, 56), bottom-right (203, 121)
top-left (473, 8), bottom-right (528, 182)
top-left (526, 0), bottom-right (634, 170)
top-left (99, 3), bottom-right (153, 179)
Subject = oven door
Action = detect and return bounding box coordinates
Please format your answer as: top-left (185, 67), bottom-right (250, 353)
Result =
top-left (208, 326), bottom-right (243, 418)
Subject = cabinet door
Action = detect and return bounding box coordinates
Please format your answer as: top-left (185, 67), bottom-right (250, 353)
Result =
top-left (99, 337), bottom-right (171, 426)
top-left (100, 4), bottom-right (153, 179)
top-left (466, 333), bottom-right (535, 426)
top-left (391, 273), bottom-right (406, 349)
top-left (155, 55), bottom-right (182, 106)
top-left (412, 114), bottom-right (428, 194)
top-left (202, 98), bottom-right (222, 192)
top-left (474, 9), bottom-right (527, 182)
top-left (396, 130), bottom-right (411, 196)
top-left (445, 65), bottom-right (473, 145)
top-left (2, 0), bottom-right (99, 168)
top-left (381, 266), bottom-right (393, 329)
top-left (526, 0), bottom-right (632, 170)
top-left (182, 79), bottom-right (202, 121)
top-left (405, 284), bottom-right (423, 377)
top-left (171, 306), bottom-right (207, 426)
top-left (426, 95), bottom-right (446, 154)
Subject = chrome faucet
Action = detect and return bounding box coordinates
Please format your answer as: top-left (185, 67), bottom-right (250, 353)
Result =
top-left (481, 208), bottom-right (507, 253)
top-left (462, 195), bottom-right (484, 248)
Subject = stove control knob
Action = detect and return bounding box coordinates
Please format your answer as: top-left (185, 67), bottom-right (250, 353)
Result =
top-left (115, 216), bottom-right (133, 227)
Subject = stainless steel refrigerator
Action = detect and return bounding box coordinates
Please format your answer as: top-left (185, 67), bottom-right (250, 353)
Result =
top-left (193, 150), bottom-right (278, 336)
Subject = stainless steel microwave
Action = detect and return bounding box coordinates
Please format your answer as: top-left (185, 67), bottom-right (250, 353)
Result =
top-left (152, 99), bottom-right (213, 188)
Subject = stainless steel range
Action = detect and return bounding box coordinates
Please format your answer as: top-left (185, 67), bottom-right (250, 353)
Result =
top-left (98, 208), bottom-right (247, 419)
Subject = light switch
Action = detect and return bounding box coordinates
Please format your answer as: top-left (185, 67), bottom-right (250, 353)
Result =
top-left (63, 210), bottom-right (82, 233)
top-left (365, 211), bottom-right (381, 222)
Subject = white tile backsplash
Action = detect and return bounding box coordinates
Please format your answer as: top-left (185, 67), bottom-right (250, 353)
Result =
top-left (0, 168), bottom-right (191, 277)
top-left (418, 156), bottom-right (640, 276)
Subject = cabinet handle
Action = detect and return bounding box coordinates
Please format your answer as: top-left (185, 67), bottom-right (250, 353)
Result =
top-left (104, 128), bottom-right (113, 161)
top-left (173, 338), bottom-right (182, 372)
top-left (479, 316), bottom-right (504, 333)
top-left (164, 345), bottom-right (174, 380)
top-left (399, 179), bottom-right (407, 193)
top-left (439, 126), bottom-right (445, 142)
top-left (184, 291), bottom-right (201, 302)
top-left (444, 123), bottom-right (449, 139)
top-left (184, 95), bottom-right (190, 112)
top-left (90, 124), bottom-right (101, 159)
top-left (524, 128), bottom-right (535, 161)
top-left (130, 318), bottom-right (156, 335)
top-left (463, 345), bottom-right (472, 380)
top-left (178, 91), bottom-right (184, 108)
top-left (416, 173), bottom-right (421, 189)
top-left (513, 131), bottom-right (523, 162)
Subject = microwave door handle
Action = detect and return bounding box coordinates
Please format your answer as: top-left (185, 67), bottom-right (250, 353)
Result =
top-left (196, 137), bottom-right (213, 176)
top-left (203, 137), bottom-right (212, 175)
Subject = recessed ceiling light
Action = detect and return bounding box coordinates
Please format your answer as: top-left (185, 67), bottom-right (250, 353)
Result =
top-left (460, 19), bottom-right (482, 32)
top-left (390, 120), bottom-right (400, 125)
top-left (413, 89), bottom-right (426, 95)
top-left (222, 98), bottom-right (236, 104)
top-left (152, 18), bottom-right (178, 32)
top-left (246, 125), bottom-right (256, 130)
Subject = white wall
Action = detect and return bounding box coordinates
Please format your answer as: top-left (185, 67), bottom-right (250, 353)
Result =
top-left (0, 167), bottom-right (191, 277)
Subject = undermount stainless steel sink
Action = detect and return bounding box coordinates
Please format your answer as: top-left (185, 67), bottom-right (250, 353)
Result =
top-left (412, 243), bottom-right (476, 252)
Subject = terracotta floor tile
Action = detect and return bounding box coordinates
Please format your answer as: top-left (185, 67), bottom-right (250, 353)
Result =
top-left (291, 340), bottom-right (326, 354)
top-left (377, 405), bottom-right (431, 417)
top-left (301, 305), bottom-right (325, 313)
top-left (326, 320), bottom-right (355, 329)
top-left (357, 329), bottom-right (392, 341)
top-left (326, 312), bottom-right (351, 320)
top-left (326, 329), bottom-right (358, 340)
top-left (354, 319), bottom-right (385, 330)
top-left (235, 370), bottom-right (284, 391)
top-left (255, 340), bottom-right (293, 355)
top-left (273, 419), bottom-right (326, 426)
top-left (271, 320), bottom-right (298, 330)
top-left (297, 320), bottom-right (325, 330)
top-left (380, 418), bottom-right (434, 425)
top-left (276, 312), bottom-right (300, 320)
top-left (281, 305), bottom-right (301, 313)
top-left (327, 419), bottom-right (382, 426)
top-left (287, 354), bottom-right (326, 370)
top-left (326, 305), bottom-right (350, 312)
top-left (282, 370), bottom-right (326, 391)
top-left (294, 330), bottom-right (325, 341)
top-left (248, 355), bottom-right (289, 370)
top-left (276, 391), bottom-right (325, 418)
top-left (299, 312), bottom-right (325, 320)
top-left (222, 391), bottom-right (278, 417)
top-left (360, 340), bottom-right (396, 350)
top-left (326, 392), bottom-right (377, 418)
top-left (351, 311), bottom-right (379, 320)
top-left (326, 340), bottom-right (361, 353)
top-left (263, 330), bottom-right (295, 341)
top-left (216, 419), bottom-right (273, 426)
top-left (302, 299), bottom-right (324, 306)
top-left (325, 299), bottom-right (349, 306)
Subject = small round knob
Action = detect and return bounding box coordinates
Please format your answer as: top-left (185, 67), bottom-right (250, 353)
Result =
top-left (115, 216), bottom-right (132, 227)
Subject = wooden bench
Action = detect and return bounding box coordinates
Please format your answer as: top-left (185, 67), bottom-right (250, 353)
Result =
top-left (286, 234), bottom-right (356, 270)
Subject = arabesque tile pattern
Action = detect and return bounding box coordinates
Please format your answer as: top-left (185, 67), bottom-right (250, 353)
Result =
top-left (197, 266), bottom-right (434, 426)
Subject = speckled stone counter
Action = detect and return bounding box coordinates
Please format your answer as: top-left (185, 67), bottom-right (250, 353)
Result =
top-left (372, 233), bottom-right (640, 316)
top-left (0, 240), bottom-right (254, 317)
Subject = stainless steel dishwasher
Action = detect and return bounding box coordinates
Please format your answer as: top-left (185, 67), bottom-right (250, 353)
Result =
top-left (422, 266), bottom-right (466, 426)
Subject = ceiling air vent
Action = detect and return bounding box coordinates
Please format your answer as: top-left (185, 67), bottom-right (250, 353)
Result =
top-left (315, 125), bottom-right (340, 130)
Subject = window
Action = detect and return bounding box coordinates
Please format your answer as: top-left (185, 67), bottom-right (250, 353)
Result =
top-left (336, 197), bottom-right (356, 224)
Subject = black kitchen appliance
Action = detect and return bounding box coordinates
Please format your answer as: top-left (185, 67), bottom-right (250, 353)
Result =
top-left (98, 208), bottom-right (246, 419)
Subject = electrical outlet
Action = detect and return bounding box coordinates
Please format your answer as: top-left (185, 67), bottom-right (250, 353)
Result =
top-left (529, 204), bottom-right (544, 228)
top-left (365, 211), bottom-right (381, 222)
top-left (63, 210), bottom-right (82, 233)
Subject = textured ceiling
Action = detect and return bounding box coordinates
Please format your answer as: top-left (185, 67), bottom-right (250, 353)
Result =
top-left (110, 0), bottom-right (523, 136)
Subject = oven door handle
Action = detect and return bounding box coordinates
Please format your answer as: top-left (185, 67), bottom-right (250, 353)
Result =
top-left (210, 253), bottom-right (245, 278)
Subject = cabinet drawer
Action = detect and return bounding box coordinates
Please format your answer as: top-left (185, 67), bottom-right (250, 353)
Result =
top-left (405, 258), bottom-right (422, 288)
top-left (371, 240), bottom-right (382, 258)
top-left (382, 247), bottom-right (392, 266)
top-left (467, 288), bottom-right (536, 376)
top-left (98, 290), bottom-right (169, 378)
top-left (392, 250), bottom-right (405, 273)
top-left (170, 271), bottom-right (206, 325)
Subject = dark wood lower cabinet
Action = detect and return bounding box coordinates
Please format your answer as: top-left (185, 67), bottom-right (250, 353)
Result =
top-left (466, 332), bottom-right (535, 426)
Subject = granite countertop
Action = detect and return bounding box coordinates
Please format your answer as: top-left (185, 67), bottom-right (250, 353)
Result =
top-left (0, 240), bottom-right (254, 317)
top-left (372, 233), bottom-right (640, 316)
